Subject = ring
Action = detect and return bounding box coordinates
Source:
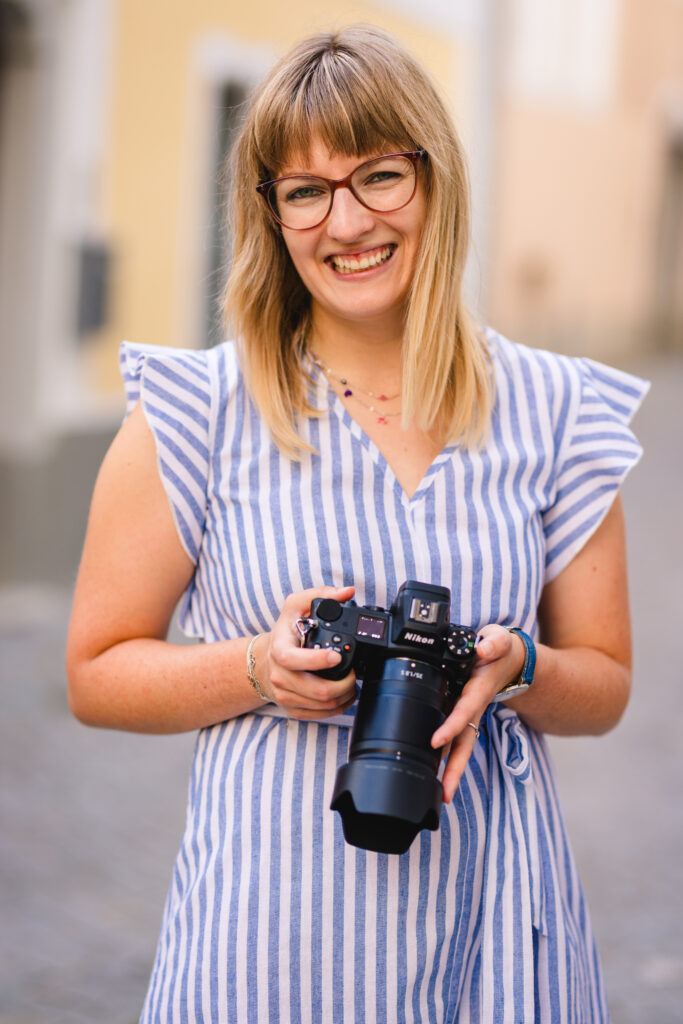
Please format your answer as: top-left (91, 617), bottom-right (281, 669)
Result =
top-left (467, 722), bottom-right (480, 740)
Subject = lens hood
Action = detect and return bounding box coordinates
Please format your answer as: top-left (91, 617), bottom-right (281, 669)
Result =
top-left (330, 759), bottom-right (442, 855)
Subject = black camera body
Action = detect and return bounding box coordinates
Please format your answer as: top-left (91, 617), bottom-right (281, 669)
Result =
top-left (302, 580), bottom-right (477, 855)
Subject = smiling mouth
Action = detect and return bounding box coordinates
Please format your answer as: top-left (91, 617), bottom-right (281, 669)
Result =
top-left (326, 244), bottom-right (396, 275)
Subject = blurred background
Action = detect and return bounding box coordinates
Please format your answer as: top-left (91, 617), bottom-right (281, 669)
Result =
top-left (0, 1), bottom-right (681, 1022)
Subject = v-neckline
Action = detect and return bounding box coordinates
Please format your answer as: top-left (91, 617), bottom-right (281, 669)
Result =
top-left (309, 363), bottom-right (457, 506)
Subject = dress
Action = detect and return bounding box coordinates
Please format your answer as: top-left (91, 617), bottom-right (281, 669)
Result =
top-left (120, 328), bottom-right (648, 1024)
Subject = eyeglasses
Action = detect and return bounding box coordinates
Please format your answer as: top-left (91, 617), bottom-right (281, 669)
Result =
top-left (256, 150), bottom-right (426, 230)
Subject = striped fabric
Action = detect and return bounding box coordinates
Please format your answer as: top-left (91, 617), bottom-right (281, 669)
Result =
top-left (119, 329), bottom-right (648, 1023)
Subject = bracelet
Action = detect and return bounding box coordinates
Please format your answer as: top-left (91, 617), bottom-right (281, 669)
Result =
top-left (509, 628), bottom-right (536, 684)
top-left (246, 633), bottom-right (271, 703)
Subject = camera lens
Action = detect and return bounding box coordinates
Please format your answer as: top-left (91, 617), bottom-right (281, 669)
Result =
top-left (330, 657), bottom-right (452, 855)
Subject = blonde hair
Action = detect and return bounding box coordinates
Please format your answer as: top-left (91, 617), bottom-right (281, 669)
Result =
top-left (223, 24), bottom-right (492, 456)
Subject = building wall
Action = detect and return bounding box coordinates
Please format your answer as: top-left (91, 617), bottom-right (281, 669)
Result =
top-left (489, 0), bottom-right (683, 358)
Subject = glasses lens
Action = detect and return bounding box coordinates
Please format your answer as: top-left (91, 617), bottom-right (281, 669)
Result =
top-left (270, 177), bottom-right (331, 230)
top-left (351, 155), bottom-right (416, 213)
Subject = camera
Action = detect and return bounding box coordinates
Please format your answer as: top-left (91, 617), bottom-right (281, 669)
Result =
top-left (300, 580), bottom-right (477, 855)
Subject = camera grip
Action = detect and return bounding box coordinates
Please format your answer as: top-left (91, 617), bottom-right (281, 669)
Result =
top-left (308, 632), bottom-right (357, 680)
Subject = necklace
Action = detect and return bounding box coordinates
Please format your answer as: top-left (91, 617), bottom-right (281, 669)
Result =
top-left (311, 354), bottom-right (402, 425)
top-left (338, 391), bottom-right (402, 424)
top-left (311, 355), bottom-right (401, 401)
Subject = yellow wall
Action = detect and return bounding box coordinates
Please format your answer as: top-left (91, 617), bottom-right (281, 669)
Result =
top-left (90, 2), bottom-right (469, 392)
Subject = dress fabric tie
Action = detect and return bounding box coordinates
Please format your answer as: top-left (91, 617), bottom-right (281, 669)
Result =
top-left (480, 704), bottom-right (550, 1021)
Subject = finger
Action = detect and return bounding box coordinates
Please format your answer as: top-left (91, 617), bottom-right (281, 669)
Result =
top-left (441, 723), bottom-right (480, 803)
top-left (475, 625), bottom-right (511, 665)
top-left (430, 679), bottom-right (490, 748)
top-left (270, 667), bottom-right (357, 709)
top-left (274, 684), bottom-right (358, 717)
top-left (272, 641), bottom-right (347, 674)
top-left (285, 692), bottom-right (358, 721)
top-left (282, 584), bottom-right (355, 616)
top-left (294, 670), bottom-right (358, 703)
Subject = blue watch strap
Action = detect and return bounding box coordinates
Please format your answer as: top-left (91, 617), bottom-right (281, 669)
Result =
top-left (508, 628), bottom-right (536, 686)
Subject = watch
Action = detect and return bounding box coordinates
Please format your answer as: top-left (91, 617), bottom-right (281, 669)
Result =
top-left (491, 628), bottom-right (536, 702)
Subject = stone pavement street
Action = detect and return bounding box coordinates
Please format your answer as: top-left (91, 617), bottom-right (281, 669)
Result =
top-left (1, 355), bottom-right (682, 1024)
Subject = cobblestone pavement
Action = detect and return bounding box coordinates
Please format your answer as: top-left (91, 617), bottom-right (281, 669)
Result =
top-left (1, 355), bottom-right (682, 1024)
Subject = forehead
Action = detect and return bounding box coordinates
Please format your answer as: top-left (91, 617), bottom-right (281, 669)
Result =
top-left (278, 139), bottom-right (387, 177)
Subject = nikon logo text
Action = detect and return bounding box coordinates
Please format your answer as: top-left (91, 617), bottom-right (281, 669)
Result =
top-left (405, 633), bottom-right (436, 645)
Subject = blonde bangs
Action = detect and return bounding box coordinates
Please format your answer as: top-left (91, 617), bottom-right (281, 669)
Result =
top-left (252, 42), bottom-right (420, 175)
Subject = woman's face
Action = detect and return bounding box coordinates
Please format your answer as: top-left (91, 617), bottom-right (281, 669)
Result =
top-left (278, 138), bottom-right (427, 336)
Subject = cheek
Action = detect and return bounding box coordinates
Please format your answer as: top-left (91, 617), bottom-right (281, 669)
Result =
top-left (407, 190), bottom-right (428, 249)
top-left (282, 238), bottom-right (320, 286)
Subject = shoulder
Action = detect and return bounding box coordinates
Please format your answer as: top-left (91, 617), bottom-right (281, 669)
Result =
top-left (482, 326), bottom-right (648, 434)
top-left (483, 327), bottom-right (651, 464)
top-left (119, 339), bottom-right (243, 419)
top-left (119, 338), bottom-right (240, 383)
top-left (484, 326), bottom-right (578, 395)
top-left (116, 340), bottom-right (247, 564)
top-left (482, 327), bottom-right (583, 451)
top-left (480, 327), bottom-right (649, 496)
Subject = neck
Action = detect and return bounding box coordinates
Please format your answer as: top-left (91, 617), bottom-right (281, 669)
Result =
top-left (309, 303), bottom-right (404, 387)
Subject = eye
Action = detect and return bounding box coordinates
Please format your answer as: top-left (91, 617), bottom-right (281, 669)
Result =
top-left (283, 183), bottom-right (328, 204)
top-left (356, 160), bottom-right (411, 191)
top-left (364, 170), bottom-right (401, 185)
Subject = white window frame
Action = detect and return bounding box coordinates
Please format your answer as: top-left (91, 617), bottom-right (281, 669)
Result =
top-left (174, 33), bottom-right (274, 353)
top-left (36, 0), bottom-right (117, 441)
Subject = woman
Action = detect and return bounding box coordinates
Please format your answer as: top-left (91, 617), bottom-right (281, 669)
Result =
top-left (66, 25), bottom-right (648, 1023)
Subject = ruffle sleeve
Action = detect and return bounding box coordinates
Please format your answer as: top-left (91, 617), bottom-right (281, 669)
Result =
top-left (119, 341), bottom-right (214, 564)
top-left (542, 357), bottom-right (649, 582)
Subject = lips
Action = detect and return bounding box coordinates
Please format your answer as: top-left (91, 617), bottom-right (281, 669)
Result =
top-left (326, 244), bottom-right (396, 275)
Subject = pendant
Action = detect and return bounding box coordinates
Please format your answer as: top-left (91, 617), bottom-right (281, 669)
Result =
top-left (377, 415), bottom-right (388, 425)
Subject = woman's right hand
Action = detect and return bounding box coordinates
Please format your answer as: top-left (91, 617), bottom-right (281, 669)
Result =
top-left (256, 586), bottom-right (359, 719)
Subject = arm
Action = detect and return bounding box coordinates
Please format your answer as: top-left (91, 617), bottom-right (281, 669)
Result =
top-left (66, 403), bottom-right (356, 734)
top-left (506, 493), bottom-right (632, 735)
top-left (432, 495), bottom-right (632, 800)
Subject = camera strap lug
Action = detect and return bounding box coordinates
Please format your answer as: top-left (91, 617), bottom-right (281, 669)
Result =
top-left (295, 616), bottom-right (318, 644)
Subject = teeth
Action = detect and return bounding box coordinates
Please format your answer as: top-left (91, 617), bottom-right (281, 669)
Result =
top-left (330, 246), bottom-right (393, 274)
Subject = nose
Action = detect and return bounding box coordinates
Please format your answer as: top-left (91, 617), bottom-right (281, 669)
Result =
top-left (325, 185), bottom-right (375, 241)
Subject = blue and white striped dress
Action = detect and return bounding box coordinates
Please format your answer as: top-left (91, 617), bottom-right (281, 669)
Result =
top-left (120, 328), bottom-right (648, 1024)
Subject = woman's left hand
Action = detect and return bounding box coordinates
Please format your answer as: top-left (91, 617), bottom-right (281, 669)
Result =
top-left (430, 624), bottom-right (526, 803)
